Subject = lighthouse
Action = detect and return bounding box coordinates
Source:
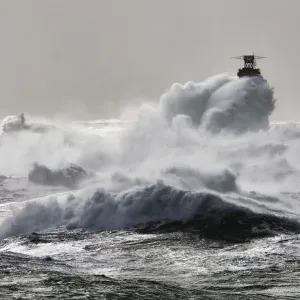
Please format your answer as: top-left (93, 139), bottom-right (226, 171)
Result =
top-left (232, 54), bottom-right (265, 78)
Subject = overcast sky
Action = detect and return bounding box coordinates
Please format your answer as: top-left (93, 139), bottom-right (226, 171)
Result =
top-left (0, 0), bottom-right (299, 120)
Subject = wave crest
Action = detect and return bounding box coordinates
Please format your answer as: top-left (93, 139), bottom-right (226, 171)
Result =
top-left (1, 183), bottom-right (299, 242)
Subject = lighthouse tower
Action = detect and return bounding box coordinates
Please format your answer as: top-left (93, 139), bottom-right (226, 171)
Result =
top-left (232, 54), bottom-right (265, 78)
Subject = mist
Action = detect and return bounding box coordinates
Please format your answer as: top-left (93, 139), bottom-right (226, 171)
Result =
top-left (0, 0), bottom-right (299, 120)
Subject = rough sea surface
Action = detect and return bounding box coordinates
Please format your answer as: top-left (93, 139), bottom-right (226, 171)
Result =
top-left (1, 74), bottom-right (300, 299)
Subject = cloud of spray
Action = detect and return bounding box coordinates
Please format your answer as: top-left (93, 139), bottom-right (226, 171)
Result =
top-left (160, 74), bottom-right (275, 133)
top-left (2, 73), bottom-right (298, 240)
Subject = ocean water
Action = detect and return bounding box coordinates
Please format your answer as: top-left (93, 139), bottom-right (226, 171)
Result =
top-left (1, 74), bottom-right (300, 299)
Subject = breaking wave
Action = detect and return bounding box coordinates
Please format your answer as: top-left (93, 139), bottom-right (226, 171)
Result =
top-left (1, 183), bottom-right (299, 242)
top-left (160, 74), bottom-right (275, 133)
top-left (2, 73), bottom-right (300, 242)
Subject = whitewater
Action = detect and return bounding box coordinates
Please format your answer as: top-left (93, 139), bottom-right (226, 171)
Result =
top-left (1, 73), bottom-right (300, 299)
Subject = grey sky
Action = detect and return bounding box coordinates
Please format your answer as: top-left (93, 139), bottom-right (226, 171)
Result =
top-left (0, 0), bottom-right (299, 120)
